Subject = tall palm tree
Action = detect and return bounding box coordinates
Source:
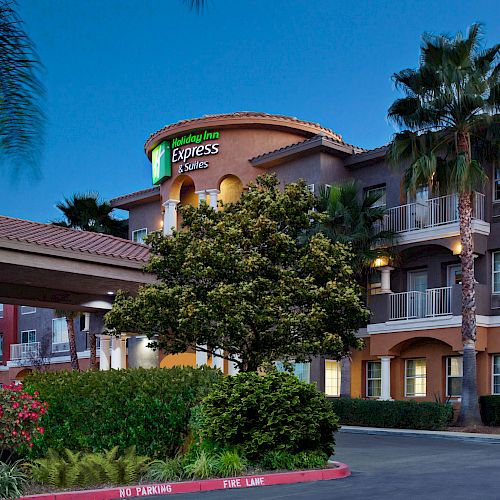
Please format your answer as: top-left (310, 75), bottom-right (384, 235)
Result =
top-left (53, 193), bottom-right (128, 238)
top-left (387, 24), bottom-right (500, 426)
top-left (54, 310), bottom-right (80, 371)
top-left (0, 0), bottom-right (45, 175)
top-left (316, 181), bottom-right (396, 281)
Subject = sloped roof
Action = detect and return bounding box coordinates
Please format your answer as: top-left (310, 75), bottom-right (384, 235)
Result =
top-left (110, 186), bottom-right (160, 209)
top-left (0, 216), bottom-right (150, 263)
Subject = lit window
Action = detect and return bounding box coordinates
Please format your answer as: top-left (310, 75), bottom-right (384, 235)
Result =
top-left (21, 306), bottom-right (36, 315)
top-left (446, 357), bottom-right (463, 397)
top-left (493, 252), bottom-right (500, 294)
top-left (52, 318), bottom-right (69, 352)
top-left (493, 356), bottom-right (500, 395)
top-left (494, 167), bottom-right (500, 202)
top-left (325, 360), bottom-right (341, 397)
top-left (276, 361), bottom-right (310, 383)
top-left (405, 359), bottom-right (427, 397)
top-left (21, 330), bottom-right (36, 344)
top-left (132, 228), bottom-right (148, 244)
top-left (366, 186), bottom-right (386, 208)
top-left (366, 361), bottom-right (381, 398)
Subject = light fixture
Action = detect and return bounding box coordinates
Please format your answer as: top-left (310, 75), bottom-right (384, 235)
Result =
top-left (107, 291), bottom-right (115, 296)
top-left (372, 257), bottom-right (389, 268)
top-left (452, 242), bottom-right (462, 256)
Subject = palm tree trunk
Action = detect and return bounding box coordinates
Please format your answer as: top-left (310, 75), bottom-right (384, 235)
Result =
top-left (89, 331), bottom-right (97, 370)
top-left (456, 191), bottom-right (482, 426)
top-left (67, 317), bottom-right (80, 371)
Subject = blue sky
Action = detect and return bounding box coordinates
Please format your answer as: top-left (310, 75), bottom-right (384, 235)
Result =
top-left (2, 0), bottom-right (499, 222)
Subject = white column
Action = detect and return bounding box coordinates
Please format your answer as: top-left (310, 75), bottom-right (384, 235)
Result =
top-left (162, 199), bottom-right (179, 236)
top-left (196, 346), bottom-right (208, 367)
top-left (99, 335), bottom-right (111, 371)
top-left (379, 356), bottom-right (393, 400)
top-left (206, 189), bottom-right (220, 211)
top-left (380, 266), bottom-right (394, 294)
top-left (111, 335), bottom-right (127, 370)
top-left (195, 190), bottom-right (207, 206)
top-left (212, 348), bottom-right (224, 371)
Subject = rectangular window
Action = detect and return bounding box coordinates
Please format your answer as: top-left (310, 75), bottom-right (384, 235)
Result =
top-left (21, 306), bottom-right (36, 315)
top-left (493, 252), bottom-right (500, 294)
top-left (366, 361), bottom-right (382, 398)
top-left (132, 228), bottom-right (148, 244)
top-left (405, 359), bottom-right (427, 397)
top-left (52, 318), bottom-right (69, 352)
top-left (0, 334), bottom-right (3, 356)
top-left (0, 303), bottom-right (3, 318)
top-left (21, 330), bottom-right (36, 344)
top-left (493, 355), bottom-right (500, 395)
top-left (447, 357), bottom-right (463, 397)
top-left (325, 360), bottom-right (341, 397)
top-left (494, 167), bottom-right (500, 202)
top-left (276, 361), bottom-right (311, 383)
top-left (366, 185), bottom-right (387, 208)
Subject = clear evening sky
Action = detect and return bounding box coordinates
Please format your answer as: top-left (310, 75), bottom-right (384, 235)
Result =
top-left (2, 0), bottom-right (499, 222)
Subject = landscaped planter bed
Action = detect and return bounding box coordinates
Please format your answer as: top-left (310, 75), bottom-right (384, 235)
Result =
top-left (18, 462), bottom-right (350, 499)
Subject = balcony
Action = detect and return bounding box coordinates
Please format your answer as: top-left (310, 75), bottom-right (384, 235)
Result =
top-left (389, 287), bottom-right (452, 321)
top-left (10, 342), bottom-right (40, 361)
top-left (382, 193), bottom-right (489, 244)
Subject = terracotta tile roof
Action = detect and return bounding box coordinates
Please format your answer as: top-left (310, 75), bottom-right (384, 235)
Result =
top-left (111, 186), bottom-right (159, 204)
top-left (145, 112), bottom-right (344, 148)
top-left (0, 216), bottom-right (150, 263)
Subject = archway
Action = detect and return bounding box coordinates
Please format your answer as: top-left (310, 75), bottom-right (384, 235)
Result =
top-left (218, 175), bottom-right (243, 206)
top-left (169, 175), bottom-right (197, 229)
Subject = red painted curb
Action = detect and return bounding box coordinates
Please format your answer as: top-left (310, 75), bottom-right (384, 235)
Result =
top-left (20, 461), bottom-right (350, 499)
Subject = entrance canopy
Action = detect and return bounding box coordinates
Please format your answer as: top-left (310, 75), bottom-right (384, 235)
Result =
top-left (0, 216), bottom-right (154, 311)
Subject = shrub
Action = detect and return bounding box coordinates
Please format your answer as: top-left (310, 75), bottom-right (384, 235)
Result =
top-left (30, 446), bottom-right (149, 487)
top-left (215, 450), bottom-right (247, 477)
top-left (0, 383), bottom-right (48, 460)
top-left (259, 450), bottom-right (328, 471)
top-left (145, 456), bottom-right (186, 482)
top-left (183, 450), bottom-right (217, 479)
top-left (0, 460), bottom-right (29, 499)
top-left (480, 395), bottom-right (500, 426)
top-left (330, 397), bottom-right (453, 430)
top-left (24, 366), bottom-right (222, 458)
top-left (199, 371), bottom-right (339, 459)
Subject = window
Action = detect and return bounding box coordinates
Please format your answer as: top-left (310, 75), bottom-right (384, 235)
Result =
top-left (493, 356), bottom-right (500, 395)
top-left (0, 303), bottom-right (3, 318)
top-left (494, 167), bottom-right (500, 202)
top-left (21, 330), bottom-right (36, 344)
top-left (493, 252), bottom-right (500, 294)
top-left (366, 361), bottom-right (381, 398)
top-left (366, 185), bottom-right (386, 208)
top-left (21, 306), bottom-right (36, 315)
top-left (276, 361), bottom-right (310, 383)
top-left (52, 318), bottom-right (69, 352)
top-left (447, 264), bottom-right (462, 286)
top-left (325, 360), bottom-right (341, 397)
top-left (307, 184), bottom-right (315, 195)
top-left (405, 359), bottom-right (427, 397)
top-left (446, 357), bottom-right (463, 397)
top-left (132, 228), bottom-right (148, 244)
top-left (0, 334), bottom-right (3, 356)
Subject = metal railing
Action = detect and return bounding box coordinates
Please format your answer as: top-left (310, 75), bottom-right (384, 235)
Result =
top-left (384, 192), bottom-right (485, 234)
top-left (389, 287), bottom-right (452, 320)
top-left (10, 342), bottom-right (40, 360)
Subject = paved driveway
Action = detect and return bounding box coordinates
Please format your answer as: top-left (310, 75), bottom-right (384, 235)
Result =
top-left (170, 432), bottom-right (500, 500)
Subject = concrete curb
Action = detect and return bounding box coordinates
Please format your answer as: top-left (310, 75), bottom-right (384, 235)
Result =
top-left (20, 462), bottom-right (350, 499)
top-left (340, 425), bottom-right (500, 443)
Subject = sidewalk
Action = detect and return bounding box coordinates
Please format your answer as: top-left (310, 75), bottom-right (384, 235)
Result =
top-left (340, 425), bottom-right (500, 443)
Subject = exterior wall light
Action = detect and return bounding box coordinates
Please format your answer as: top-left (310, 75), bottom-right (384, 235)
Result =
top-left (452, 242), bottom-right (462, 256)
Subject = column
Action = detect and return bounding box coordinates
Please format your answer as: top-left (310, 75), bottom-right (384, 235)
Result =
top-left (111, 335), bottom-right (127, 370)
top-left (195, 190), bottom-right (207, 206)
top-left (99, 335), bottom-right (111, 371)
top-left (379, 356), bottom-right (393, 400)
top-left (196, 347), bottom-right (208, 367)
top-left (206, 189), bottom-right (220, 211)
top-left (162, 199), bottom-right (179, 236)
top-left (380, 266), bottom-right (394, 294)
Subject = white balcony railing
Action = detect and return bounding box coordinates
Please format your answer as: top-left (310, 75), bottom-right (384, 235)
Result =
top-left (10, 342), bottom-right (40, 360)
top-left (52, 342), bottom-right (69, 353)
top-left (384, 192), bottom-right (485, 234)
top-left (389, 287), bottom-right (452, 321)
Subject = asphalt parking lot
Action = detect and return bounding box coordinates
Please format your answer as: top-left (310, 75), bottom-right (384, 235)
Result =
top-left (161, 432), bottom-right (500, 500)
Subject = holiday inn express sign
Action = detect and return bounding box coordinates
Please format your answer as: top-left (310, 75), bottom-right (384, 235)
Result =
top-left (152, 130), bottom-right (221, 184)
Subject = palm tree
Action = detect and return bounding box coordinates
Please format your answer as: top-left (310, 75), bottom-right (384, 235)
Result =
top-left (387, 24), bottom-right (500, 426)
top-left (315, 181), bottom-right (396, 281)
top-left (54, 310), bottom-right (80, 371)
top-left (53, 193), bottom-right (128, 238)
top-left (0, 0), bottom-right (45, 174)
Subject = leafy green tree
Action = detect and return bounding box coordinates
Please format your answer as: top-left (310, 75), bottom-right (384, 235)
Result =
top-left (315, 181), bottom-right (396, 280)
top-left (0, 0), bottom-right (45, 175)
top-left (52, 193), bottom-right (128, 238)
top-left (105, 175), bottom-right (368, 372)
top-left (387, 24), bottom-right (500, 425)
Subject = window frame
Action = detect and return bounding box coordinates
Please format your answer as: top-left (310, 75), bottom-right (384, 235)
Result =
top-left (493, 251), bottom-right (500, 294)
top-left (365, 185), bottom-right (387, 209)
top-left (51, 318), bottom-right (70, 352)
top-left (275, 361), bottom-right (311, 383)
top-left (21, 329), bottom-right (36, 344)
top-left (325, 359), bottom-right (342, 397)
top-left (20, 306), bottom-right (36, 315)
top-left (493, 167), bottom-right (500, 203)
top-left (404, 358), bottom-right (427, 397)
top-left (366, 361), bottom-right (382, 398)
top-left (493, 355), bottom-right (500, 395)
top-left (132, 228), bottom-right (148, 244)
top-left (446, 356), bottom-right (463, 397)
top-left (0, 303), bottom-right (3, 319)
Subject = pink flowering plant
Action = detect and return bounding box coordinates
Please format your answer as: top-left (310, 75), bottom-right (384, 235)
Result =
top-left (0, 383), bottom-right (48, 460)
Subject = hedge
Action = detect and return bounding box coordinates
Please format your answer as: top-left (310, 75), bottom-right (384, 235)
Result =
top-left (480, 395), bottom-right (500, 426)
top-left (23, 366), bottom-right (222, 459)
top-left (330, 397), bottom-right (453, 430)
